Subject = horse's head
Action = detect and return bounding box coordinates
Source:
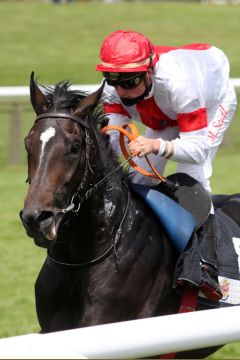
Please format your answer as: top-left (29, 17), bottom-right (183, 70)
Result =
top-left (20, 72), bottom-right (106, 247)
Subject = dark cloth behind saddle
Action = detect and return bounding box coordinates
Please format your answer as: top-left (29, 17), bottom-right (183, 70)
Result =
top-left (216, 209), bottom-right (240, 281)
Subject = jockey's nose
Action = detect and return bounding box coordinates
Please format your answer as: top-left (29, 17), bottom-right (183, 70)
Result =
top-left (115, 85), bottom-right (128, 96)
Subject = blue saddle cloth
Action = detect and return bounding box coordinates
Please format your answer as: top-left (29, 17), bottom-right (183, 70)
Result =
top-left (130, 183), bottom-right (196, 252)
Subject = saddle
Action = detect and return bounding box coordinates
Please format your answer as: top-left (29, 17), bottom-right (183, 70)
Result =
top-left (157, 172), bottom-right (212, 229)
top-left (130, 173), bottom-right (211, 252)
top-left (132, 175), bottom-right (240, 308)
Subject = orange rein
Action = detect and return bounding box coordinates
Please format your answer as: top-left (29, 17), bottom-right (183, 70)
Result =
top-left (100, 123), bottom-right (166, 183)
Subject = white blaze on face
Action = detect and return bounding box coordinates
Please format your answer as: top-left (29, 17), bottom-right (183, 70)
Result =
top-left (39, 127), bottom-right (56, 165)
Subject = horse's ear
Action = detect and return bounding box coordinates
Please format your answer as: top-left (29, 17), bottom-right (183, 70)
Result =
top-left (30, 71), bottom-right (48, 115)
top-left (74, 81), bottom-right (105, 118)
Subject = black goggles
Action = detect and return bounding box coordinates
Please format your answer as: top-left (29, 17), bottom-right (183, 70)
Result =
top-left (103, 72), bottom-right (145, 89)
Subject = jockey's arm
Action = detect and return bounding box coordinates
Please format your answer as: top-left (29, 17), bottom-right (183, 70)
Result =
top-left (128, 112), bottom-right (210, 165)
top-left (158, 117), bottom-right (210, 165)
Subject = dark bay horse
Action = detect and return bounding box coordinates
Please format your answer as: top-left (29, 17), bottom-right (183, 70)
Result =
top-left (20, 73), bottom-right (240, 358)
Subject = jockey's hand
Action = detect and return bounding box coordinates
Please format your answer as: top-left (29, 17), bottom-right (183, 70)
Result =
top-left (128, 136), bottom-right (160, 158)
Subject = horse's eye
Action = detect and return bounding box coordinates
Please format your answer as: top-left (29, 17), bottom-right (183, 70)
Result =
top-left (70, 141), bottom-right (80, 154)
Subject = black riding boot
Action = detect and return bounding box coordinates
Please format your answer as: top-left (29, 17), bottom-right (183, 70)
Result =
top-left (197, 214), bottom-right (223, 301)
top-left (174, 214), bottom-right (222, 302)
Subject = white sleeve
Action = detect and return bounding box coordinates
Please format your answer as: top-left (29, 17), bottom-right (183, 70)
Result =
top-left (171, 129), bottom-right (210, 164)
top-left (155, 54), bottom-right (210, 164)
top-left (157, 128), bottom-right (210, 164)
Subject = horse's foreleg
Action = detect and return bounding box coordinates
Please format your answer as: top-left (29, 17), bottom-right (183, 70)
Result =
top-left (35, 258), bottom-right (75, 333)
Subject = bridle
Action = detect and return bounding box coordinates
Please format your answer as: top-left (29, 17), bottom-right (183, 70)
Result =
top-left (34, 111), bottom-right (131, 267)
top-left (35, 111), bottom-right (95, 217)
top-left (35, 112), bottom-right (90, 128)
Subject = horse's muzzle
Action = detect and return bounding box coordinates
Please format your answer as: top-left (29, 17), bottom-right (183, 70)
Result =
top-left (20, 207), bottom-right (58, 247)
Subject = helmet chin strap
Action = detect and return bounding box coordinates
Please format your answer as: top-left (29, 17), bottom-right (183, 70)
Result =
top-left (143, 71), bottom-right (152, 97)
top-left (120, 74), bottom-right (152, 107)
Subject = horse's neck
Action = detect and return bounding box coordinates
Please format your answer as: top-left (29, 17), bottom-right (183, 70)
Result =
top-left (67, 137), bottom-right (127, 260)
top-left (88, 177), bottom-right (126, 231)
top-left (67, 175), bottom-right (127, 261)
top-left (89, 146), bottom-right (126, 227)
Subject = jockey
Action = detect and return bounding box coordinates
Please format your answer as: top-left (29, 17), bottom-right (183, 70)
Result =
top-left (96, 29), bottom-right (237, 301)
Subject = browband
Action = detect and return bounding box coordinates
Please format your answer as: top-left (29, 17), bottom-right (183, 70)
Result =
top-left (35, 112), bottom-right (89, 129)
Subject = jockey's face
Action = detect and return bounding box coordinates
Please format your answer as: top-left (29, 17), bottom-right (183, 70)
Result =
top-left (115, 78), bottom-right (146, 98)
top-left (104, 70), bottom-right (152, 100)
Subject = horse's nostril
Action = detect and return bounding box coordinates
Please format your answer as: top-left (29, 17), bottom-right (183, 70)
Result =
top-left (20, 208), bottom-right (54, 227)
top-left (21, 208), bottom-right (40, 226)
top-left (37, 211), bottom-right (54, 223)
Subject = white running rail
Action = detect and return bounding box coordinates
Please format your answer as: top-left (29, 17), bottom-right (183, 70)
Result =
top-left (0, 78), bottom-right (240, 97)
top-left (0, 306), bottom-right (240, 359)
top-left (0, 84), bottom-right (99, 97)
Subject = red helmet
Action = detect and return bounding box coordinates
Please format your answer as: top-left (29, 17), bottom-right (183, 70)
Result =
top-left (96, 30), bottom-right (157, 73)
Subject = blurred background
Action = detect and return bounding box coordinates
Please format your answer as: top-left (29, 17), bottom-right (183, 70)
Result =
top-left (0, 1), bottom-right (239, 358)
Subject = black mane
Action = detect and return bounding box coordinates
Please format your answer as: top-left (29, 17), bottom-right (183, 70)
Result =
top-left (41, 81), bottom-right (86, 111)
top-left (41, 81), bottom-right (109, 131)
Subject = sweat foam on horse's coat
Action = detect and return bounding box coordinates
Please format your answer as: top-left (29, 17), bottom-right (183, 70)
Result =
top-left (130, 183), bottom-right (196, 252)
